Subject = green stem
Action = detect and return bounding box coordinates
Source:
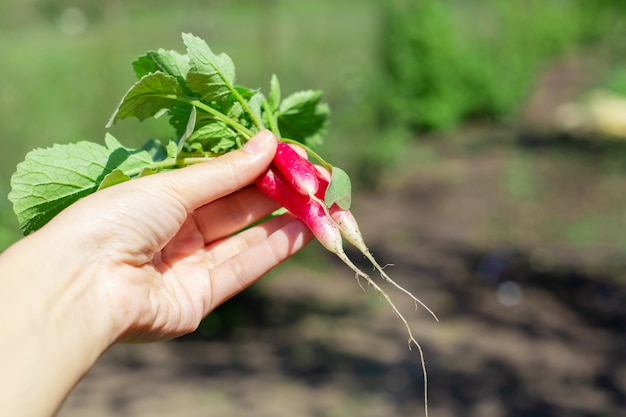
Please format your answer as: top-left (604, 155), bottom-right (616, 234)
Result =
top-left (262, 98), bottom-right (281, 138)
top-left (123, 155), bottom-right (214, 179)
top-left (230, 87), bottom-right (263, 131)
top-left (174, 95), bottom-right (255, 139)
top-left (281, 137), bottom-right (333, 172)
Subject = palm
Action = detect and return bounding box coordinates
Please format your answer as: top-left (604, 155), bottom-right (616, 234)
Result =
top-left (93, 184), bottom-right (309, 343)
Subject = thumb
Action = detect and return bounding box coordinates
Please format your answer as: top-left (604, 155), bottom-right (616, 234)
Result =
top-left (154, 129), bottom-right (278, 212)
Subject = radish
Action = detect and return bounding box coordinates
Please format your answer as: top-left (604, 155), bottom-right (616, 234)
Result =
top-left (272, 141), bottom-right (320, 196)
top-left (271, 142), bottom-right (438, 321)
top-left (255, 165), bottom-right (423, 343)
top-left (256, 165), bottom-right (341, 255)
top-left (256, 159), bottom-right (435, 417)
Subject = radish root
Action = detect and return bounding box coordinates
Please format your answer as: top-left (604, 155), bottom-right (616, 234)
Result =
top-left (332, 248), bottom-right (431, 417)
top-left (363, 250), bottom-right (438, 322)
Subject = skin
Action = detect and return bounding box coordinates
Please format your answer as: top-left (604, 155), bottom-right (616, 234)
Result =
top-left (0, 130), bottom-right (313, 417)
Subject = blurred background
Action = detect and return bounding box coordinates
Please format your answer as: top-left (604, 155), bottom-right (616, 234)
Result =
top-left (2, 0), bottom-right (626, 416)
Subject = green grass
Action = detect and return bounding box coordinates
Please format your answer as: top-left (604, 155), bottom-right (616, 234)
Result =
top-left (379, 0), bottom-right (624, 132)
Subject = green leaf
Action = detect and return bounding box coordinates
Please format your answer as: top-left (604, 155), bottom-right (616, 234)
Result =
top-left (224, 101), bottom-right (244, 120)
top-left (97, 169), bottom-right (132, 190)
top-left (103, 133), bottom-right (155, 174)
top-left (8, 136), bottom-right (156, 234)
top-left (106, 72), bottom-right (183, 127)
top-left (183, 33), bottom-right (236, 102)
top-left (234, 85), bottom-right (258, 99)
top-left (165, 140), bottom-right (179, 159)
top-left (324, 167), bottom-right (352, 210)
top-left (168, 102), bottom-right (194, 138)
top-left (8, 142), bottom-right (109, 234)
top-left (247, 92), bottom-right (265, 131)
top-left (186, 72), bottom-right (234, 102)
top-left (278, 90), bottom-right (330, 147)
top-left (132, 54), bottom-right (159, 79)
top-left (132, 49), bottom-right (190, 84)
top-left (267, 74), bottom-right (281, 112)
top-left (187, 121), bottom-right (239, 155)
top-left (177, 106), bottom-right (197, 154)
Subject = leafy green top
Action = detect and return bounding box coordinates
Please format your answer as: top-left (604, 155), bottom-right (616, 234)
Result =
top-left (8, 33), bottom-right (350, 235)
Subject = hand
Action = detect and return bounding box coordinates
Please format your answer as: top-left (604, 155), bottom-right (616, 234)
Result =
top-left (0, 130), bottom-right (313, 416)
top-left (56, 129), bottom-right (312, 342)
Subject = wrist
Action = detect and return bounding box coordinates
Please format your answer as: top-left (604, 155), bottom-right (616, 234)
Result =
top-left (0, 228), bottom-right (116, 416)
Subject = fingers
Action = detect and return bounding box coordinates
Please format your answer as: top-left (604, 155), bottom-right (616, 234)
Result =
top-left (192, 185), bottom-right (281, 244)
top-left (151, 129), bottom-right (278, 213)
top-left (202, 213), bottom-right (296, 268)
top-left (206, 214), bottom-right (313, 310)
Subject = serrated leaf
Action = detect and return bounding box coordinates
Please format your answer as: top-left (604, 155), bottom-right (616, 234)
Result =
top-left (225, 101), bottom-right (244, 120)
top-left (134, 49), bottom-right (190, 84)
top-left (8, 142), bottom-right (113, 234)
top-left (106, 72), bottom-right (183, 127)
top-left (278, 90), bottom-right (330, 147)
top-left (188, 121), bottom-right (238, 155)
top-left (186, 72), bottom-right (233, 102)
top-left (8, 138), bottom-right (156, 234)
top-left (324, 167), bottom-right (352, 210)
top-left (132, 54), bottom-right (159, 79)
top-left (104, 133), bottom-right (155, 174)
top-left (183, 33), bottom-right (236, 102)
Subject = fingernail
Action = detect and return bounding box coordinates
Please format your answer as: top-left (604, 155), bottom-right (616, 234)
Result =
top-left (242, 129), bottom-right (275, 154)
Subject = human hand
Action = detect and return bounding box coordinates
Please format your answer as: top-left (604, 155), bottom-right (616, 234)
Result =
top-left (37, 129), bottom-right (312, 343)
top-left (0, 130), bottom-right (314, 416)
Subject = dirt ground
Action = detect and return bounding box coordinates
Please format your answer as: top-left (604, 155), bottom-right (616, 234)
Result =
top-left (57, 127), bottom-right (626, 417)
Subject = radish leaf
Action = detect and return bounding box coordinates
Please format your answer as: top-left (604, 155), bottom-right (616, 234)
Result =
top-left (187, 121), bottom-right (239, 154)
top-left (325, 167), bottom-right (352, 210)
top-left (9, 137), bottom-right (152, 234)
top-left (278, 90), bottom-right (330, 148)
top-left (9, 32), bottom-right (332, 234)
top-left (133, 49), bottom-right (190, 86)
top-left (183, 33), bottom-right (236, 102)
top-left (107, 72), bottom-right (183, 127)
top-left (267, 74), bottom-right (281, 112)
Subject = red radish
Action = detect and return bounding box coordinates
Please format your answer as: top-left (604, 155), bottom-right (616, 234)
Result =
top-left (272, 142), bottom-right (320, 196)
top-left (256, 165), bottom-right (341, 254)
top-left (256, 162), bottom-right (434, 417)
top-left (256, 165), bottom-right (421, 338)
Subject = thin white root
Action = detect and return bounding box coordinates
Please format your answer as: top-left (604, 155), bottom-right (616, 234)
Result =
top-left (364, 251), bottom-right (439, 322)
top-left (334, 249), bottom-right (430, 417)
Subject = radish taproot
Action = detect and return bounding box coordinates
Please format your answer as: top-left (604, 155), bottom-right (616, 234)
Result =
top-left (257, 146), bottom-right (436, 417)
